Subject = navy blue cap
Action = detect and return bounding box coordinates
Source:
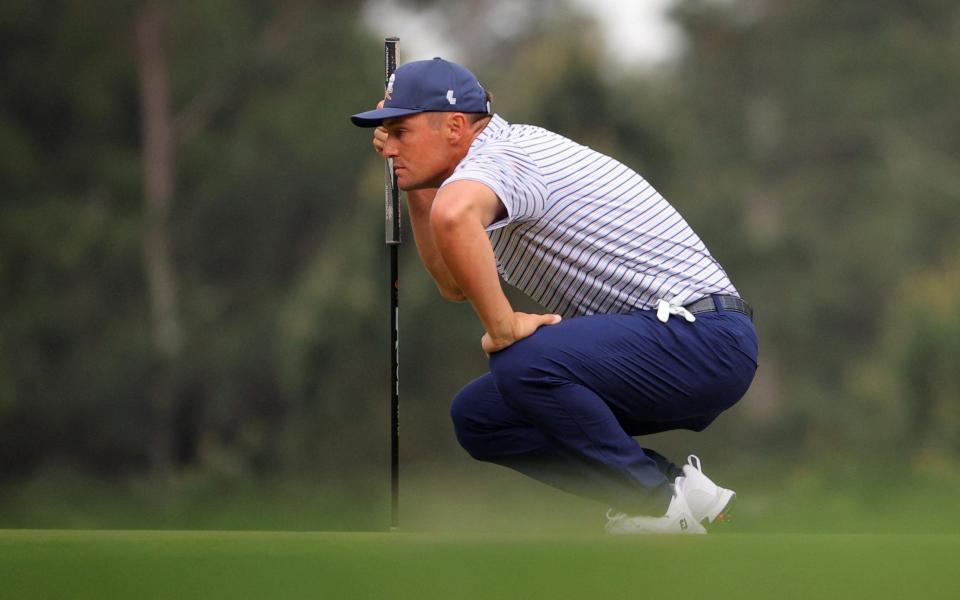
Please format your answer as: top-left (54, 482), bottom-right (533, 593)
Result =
top-left (351, 57), bottom-right (491, 127)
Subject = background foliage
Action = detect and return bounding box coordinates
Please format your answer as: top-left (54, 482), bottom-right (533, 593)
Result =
top-left (1, 0), bottom-right (958, 528)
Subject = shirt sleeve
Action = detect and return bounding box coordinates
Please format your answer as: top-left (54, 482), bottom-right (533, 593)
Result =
top-left (440, 140), bottom-right (548, 230)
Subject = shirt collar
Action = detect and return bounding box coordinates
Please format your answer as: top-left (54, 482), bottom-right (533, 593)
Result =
top-left (471, 113), bottom-right (508, 148)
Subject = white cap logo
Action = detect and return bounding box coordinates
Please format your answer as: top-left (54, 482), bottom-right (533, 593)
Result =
top-left (446, 90), bottom-right (457, 105)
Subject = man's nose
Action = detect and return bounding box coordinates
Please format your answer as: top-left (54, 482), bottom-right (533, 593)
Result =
top-left (382, 136), bottom-right (399, 158)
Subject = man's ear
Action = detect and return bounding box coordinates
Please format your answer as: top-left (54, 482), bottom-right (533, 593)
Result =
top-left (445, 113), bottom-right (468, 141)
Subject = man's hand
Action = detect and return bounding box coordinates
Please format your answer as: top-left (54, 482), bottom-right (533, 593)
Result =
top-left (481, 312), bottom-right (562, 355)
top-left (372, 99), bottom-right (387, 156)
top-left (373, 125), bottom-right (388, 156)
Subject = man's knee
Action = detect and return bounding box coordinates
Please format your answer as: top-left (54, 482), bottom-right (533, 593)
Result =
top-left (450, 385), bottom-right (496, 462)
top-left (684, 412), bottom-right (720, 432)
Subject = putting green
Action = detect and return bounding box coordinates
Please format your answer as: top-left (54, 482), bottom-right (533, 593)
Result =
top-left (2, 529), bottom-right (958, 599)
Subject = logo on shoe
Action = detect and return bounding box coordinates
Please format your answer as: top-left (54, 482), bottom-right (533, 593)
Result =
top-left (679, 518), bottom-right (688, 531)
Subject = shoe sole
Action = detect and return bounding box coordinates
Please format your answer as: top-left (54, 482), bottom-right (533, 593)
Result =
top-left (701, 488), bottom-right (736, 525)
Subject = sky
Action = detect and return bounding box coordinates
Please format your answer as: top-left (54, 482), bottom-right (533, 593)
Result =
top-left (569, 0), bottom-right (682, 68)
top-left (362, 0), bottom-right (683, 71)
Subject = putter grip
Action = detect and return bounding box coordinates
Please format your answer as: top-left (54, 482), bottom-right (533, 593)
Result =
top-left (384, 37), bottom-right (401, 245)
top-left (384, 36), bottom-right (398, 87)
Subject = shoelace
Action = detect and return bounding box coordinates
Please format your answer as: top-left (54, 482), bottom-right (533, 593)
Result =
top-left (656, 299), bottom-right (696, 323)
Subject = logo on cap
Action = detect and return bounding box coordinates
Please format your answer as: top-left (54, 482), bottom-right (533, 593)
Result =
top-left (446, 90), bottom-right (457, 105)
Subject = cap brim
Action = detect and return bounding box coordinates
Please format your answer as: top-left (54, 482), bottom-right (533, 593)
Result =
top-left (350, 107), bottom-right (425, 127)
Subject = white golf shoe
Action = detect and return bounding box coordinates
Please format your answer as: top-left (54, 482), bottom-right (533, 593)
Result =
top-left (681, 454), bottom-right (736, 525)
top-left (604, 478), bottom-right (707, 535)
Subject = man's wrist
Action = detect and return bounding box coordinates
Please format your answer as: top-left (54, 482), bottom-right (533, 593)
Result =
top-left (484, 312), bottom-right (517, 345)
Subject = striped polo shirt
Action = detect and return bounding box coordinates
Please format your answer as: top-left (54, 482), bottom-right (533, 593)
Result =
top-left (440, 114), bottom-right (738, 318)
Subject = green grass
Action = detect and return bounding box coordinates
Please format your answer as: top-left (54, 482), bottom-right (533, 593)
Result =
top-left (2, 529), bottom-right (959, 599)
top-left (3, 460), bottom-right (960, 598)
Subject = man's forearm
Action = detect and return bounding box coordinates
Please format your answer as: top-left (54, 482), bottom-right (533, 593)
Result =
top-left (406, 189), bottom-right (465, 301)
top-left (430, 198), bottom-right (515, 345)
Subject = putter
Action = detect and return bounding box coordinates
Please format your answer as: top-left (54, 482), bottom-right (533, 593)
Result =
top-left (384, 36), bottom-right (401, 532)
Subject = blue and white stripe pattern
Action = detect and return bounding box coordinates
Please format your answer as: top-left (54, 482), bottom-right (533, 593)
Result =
top-left (440, 115), bottom-right (738, 318)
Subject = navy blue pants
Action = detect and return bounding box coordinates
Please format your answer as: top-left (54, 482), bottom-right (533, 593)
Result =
top-left (450, 301), bottom-right (758, 515)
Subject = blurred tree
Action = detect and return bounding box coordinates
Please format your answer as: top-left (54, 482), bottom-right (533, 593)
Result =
top-left (667, 0), bottom-right (960, 457)
top-left (135, 0), bottom-right (182, 475)
top-left (3, 0), bottom-right (959, 493)
top-left (156, 0), bottom-right (390, 476)
top-left (0, 0), bottom-right (389, 479)
top-left (1, 0), bottom-right (149, 477)
top-left (850, 248), bottom-right (960, 464)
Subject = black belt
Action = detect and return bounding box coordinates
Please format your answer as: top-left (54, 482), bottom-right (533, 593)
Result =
top-left (684, 295), bottom-right (753, 321)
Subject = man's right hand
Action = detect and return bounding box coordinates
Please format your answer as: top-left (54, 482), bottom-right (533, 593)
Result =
top-left (373, 125), bottom-right (388, 156)
top-left (372, 99), bottom-right (387, 156)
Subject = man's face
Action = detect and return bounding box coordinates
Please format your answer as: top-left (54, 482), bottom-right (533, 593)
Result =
top-left (381, 113), bottom-right (456, 190)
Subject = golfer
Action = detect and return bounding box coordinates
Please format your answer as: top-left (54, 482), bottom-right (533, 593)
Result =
top-left (351, 58), bottom-right (758, 534)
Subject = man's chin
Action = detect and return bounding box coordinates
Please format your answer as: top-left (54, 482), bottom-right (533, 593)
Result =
top-left (400, 175), bottom-right (446, 191)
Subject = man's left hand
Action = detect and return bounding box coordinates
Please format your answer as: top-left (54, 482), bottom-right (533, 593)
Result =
top-left (481, 312), bottom-right (562, 355)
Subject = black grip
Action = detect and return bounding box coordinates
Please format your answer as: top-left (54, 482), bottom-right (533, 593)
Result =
top-left (384, 37), bottom-right (401, 245)
top-left (384, 37), bottom-right (399, 86)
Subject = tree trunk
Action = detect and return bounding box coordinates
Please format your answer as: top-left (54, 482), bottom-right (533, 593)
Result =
top-left (136, 1), bottom-right (181, 476)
